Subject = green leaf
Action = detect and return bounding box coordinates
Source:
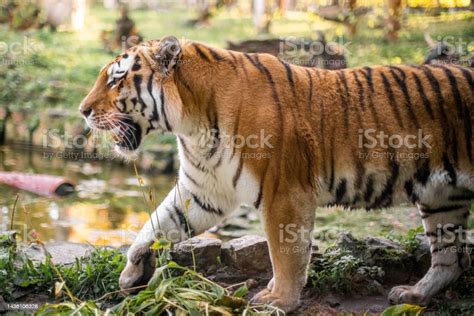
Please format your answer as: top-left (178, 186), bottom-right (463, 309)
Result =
top-left (233, 284), bottom-right (249, 298)
top-left (151, 239), bottom-right (171, 250)
top-left (381, 304), bottom-right (426, 316)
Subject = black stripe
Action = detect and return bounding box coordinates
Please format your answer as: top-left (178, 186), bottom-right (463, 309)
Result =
top-left (193, 44), bottom-right (211, 62)
top-left (207, 90), bottom-right (220, 158)
top-left (191, 193), bottom-right (223, 215)
top-left (420, 204), bottom-right (465, 214)
top-left (353, 71), bottom-right (365, 111)
top-left (254, 182), bottom-right (263, 209)
top-left (358, 68), bottom-right (381, 129)
top-left (132, 56), bottom-right (141, 71)
top-left (160, 88), bottom-right (172, 132)
top-left (404, 180), bottom-right (418, 203)
top-left (328, 132), bottom-right (336, 191)
top-left (228, 51), bottom-right (239, 72)
top-left (453, 65), bottom-right (473, 89)
top-left (434, 65), bottom-right (463, 117)
top-left (133, 74), bottom-right (146, 112)
top-left (146, 72), bottom-right (160, 123)
top-left (364, 174), bottom-right (375, 203)
top-left (354, 157), bottom-right (365, 189)
top-left (414, 159), bottom-right (431, 185)
top-left (412, 72), bottom-right (434, 120)
top-left (281, 60), bottom-right (296, 95)
top-left (337, 71), bottom-right (350, 135)
top-left (369, 160), bottom-right (400, 208)
top-left (448, 189), bottom-right (474, 201)
top-left (166, 207), bottom-right (179, 231)
top-left (361, 67), bottom-right (374, 92)
top-left (239, 54), bottom-right (249, 79)
top-left (389, 66), bottom-right (420, 129)
top-left (244, 53), bottom-right (265, 74)
top-left (442, 154), bottom-right (457, 186)
top-left (183, 169), bottom-right (200, 187)
top-left (335, 179), bottom-right (347, 204)
top-left (207, 47), bottom-right (224, 61)
top-left (179, 137), bottom-right (211, 174)
top-left (380, 71), bottom-right (404, 128)
top-left (173, 205), bottom-right (194, 235)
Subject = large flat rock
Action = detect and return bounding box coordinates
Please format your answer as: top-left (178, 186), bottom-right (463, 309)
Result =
top-left (23, 242), bottom-right (93, 265)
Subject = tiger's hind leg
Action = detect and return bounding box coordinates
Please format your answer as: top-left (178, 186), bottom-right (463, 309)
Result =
top-left (389, 204), bottom-right (471, 305)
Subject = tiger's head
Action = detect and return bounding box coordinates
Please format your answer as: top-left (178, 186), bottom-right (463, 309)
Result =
top-left (79, 36), bottom-right (183, 156)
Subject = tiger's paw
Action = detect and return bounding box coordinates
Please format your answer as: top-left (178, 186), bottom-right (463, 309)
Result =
top-left (388, 285), bottom-right (430, 306)
top-left (250, 288), bottom-right (300, 313)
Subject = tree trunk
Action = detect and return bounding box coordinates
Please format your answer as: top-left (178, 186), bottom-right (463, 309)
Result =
top-left (386, 0), bottom-right (402, 42)
top-left (253, 0), bottom-right (272, 34)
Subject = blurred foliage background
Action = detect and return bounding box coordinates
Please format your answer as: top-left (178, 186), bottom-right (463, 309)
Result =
top-left (0, 0), bottom-right (472, 113)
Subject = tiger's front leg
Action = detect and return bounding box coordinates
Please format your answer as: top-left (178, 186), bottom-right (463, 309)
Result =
top-left (389, 204), bottom-right (471, 305)
top-left (251, 192), bottom-right (315, 312)
top-left (119, 182), bottom-right (227, 292)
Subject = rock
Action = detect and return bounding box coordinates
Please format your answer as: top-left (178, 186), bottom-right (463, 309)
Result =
top-left (338, 233), bottom-right (414, 283)
top-left (221, 235), bottom-right (272, 275)
top-left (246, 278), bottom-right (259, 290)
top-left (170, 237), bottom-right (222, 271)
top-left (23, 242), bottom-right (93, 265)
top-left (1, 230), bottom-right (17, 243)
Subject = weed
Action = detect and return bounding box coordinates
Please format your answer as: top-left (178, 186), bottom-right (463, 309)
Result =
top-left (308, 247), bottom-right (384, 294)
top-left (386, 226), bottom-right (425, 253)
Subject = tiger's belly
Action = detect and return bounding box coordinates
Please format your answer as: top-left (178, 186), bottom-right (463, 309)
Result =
top-left (315, 168), bottom-right (474, 210)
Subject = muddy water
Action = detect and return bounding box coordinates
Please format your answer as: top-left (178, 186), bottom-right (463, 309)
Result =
top-left (0, 146), bottom-right (175, 246)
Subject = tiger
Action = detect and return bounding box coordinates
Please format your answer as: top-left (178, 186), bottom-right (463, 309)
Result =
top-left (79, 35), bottom-right (473, 312)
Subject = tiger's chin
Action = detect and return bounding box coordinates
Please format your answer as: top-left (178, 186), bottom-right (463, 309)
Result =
top-left (114, 144), bottom-right (139, 161)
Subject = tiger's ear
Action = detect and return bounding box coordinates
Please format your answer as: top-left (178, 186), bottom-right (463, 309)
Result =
top-left (151, 36), bottom-right (181, 76)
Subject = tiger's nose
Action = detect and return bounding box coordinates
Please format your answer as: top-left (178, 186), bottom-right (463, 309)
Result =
top-left (80, 107), bottom-right (92, 118)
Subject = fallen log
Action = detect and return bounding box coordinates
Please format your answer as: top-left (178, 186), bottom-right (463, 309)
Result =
top-left (0, 172), bottom-right (75, 197)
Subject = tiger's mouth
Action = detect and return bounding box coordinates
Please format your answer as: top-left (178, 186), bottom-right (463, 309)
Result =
top-left (112, 118), bottom-right (142, 151)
